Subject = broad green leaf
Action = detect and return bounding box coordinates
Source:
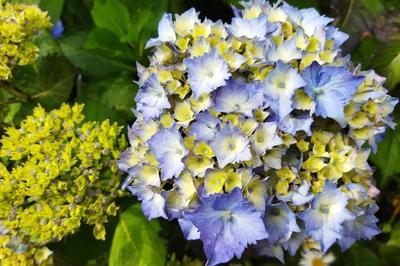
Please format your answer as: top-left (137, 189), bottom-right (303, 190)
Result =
top-left (387, 221), bottom-right (400, 249)
top-left (80, 100), bottom-right (127, 124)
top-left (91, 0), bottom-right (131, 39)
top-left (34, 31), bottom-right (62, 57)
top-left (39, 0), bottom-right (64, 22)
top-left (85, 28), bottom-right (135, 61)
top-left (109, 204), bottom-right (166, 266)
top-left (60, 32), bottom-right (135, 77)
top-left (91, 0), bottom-right (167, 54)
top-left (11, 56), bottom-right (75, 108)
top-left (370, 119), bottom-right (400, 187)
top-left (380, 243), bottom-right (400, 266)
top-left (372, 40), bottom-right (400, 71)
top-left (62, 0), bottom-right (93, 31)
top-left (360, 0), bottom-right (384, 16)
top-left (2, 104), bottom-right (21, 124)
top-left (343, 245), bottom-right (380, 266)
top-left (372, 40), bottom-right (400, 89)
top-left (352, 36), bottom-right (382, 68)
top-left (386, 53), bottom-right (400, 89)
top-left (33, 56), bottom-right (75, 107)
top-left (77, 75), bottom-right (137, 122)
top-left (287, 0), bottom-right (320, 9)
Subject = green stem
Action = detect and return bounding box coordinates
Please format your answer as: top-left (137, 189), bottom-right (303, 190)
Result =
top-left (388, 203), bottom-right (400, 225)
top-left (342, 0), bottom-right (355, 28)
top-left (0, 81), bottom-right (29, 101)
top-left (0, 98), bottom-right (21, 105)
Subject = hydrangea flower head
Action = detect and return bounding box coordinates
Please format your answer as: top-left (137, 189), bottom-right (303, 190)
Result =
top-left (0, 2), bottom-right (51, 80)
top-left (0, 104), bottom-right (126, 247)
top-left (120, 0), bottom-right (397, 264)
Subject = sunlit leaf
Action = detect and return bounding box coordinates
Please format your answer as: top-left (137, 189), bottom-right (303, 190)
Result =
top-left (387, 53), bottom-right (400, 89)
top-left (109, 204), bottom-right (166, 266)
top-left (91, 0), bottom-right (131, 40)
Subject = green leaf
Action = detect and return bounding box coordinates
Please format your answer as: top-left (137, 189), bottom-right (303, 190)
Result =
top-left (287, 0), bottom-right (320, 9)
top-left (109, 204), bottom-right (166, 266)
top-left (372, 40), bottom-right (400, 72)
top-left (387, 221), bottom-right (400, 249)
top-left (380, 243), bottom-right (400, 266)
top-left (91, 0), bottom-right (167, 55)
top-left (77, 75), bottom-right (137, 122)
top-left (39, 0), bottom-right (65, 23)
top-left (360, 0), bottom-right (384, 16)
top-left (352, 36), bottom-right (382, 68)
top-left (370, 119), bottom-right (400, 187)
top-left (60, 32), bottom-right (135, 77)
top-left (387, 53), bottom-right (400, 89)
top-left (85, 28), bottom-right (135, 61)
top-left (34, 31), bottom-right (62, 57)
top-left (3, 104), bottom-right (21, 124)
top-left (80, 100), bottom-right (126, 123)
top-left (91, 0), bottom-right (131, 39)
top-left (344, 245), bottom-right (381, 266)
top-left (62, 0), bottom-right (93, 31)
top-left (32, 56), bottom-right (75, 107)
top-left (11, 56), bottom-right (75, 109)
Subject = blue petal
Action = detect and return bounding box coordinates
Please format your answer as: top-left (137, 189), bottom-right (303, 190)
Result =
top-left (128, 185), bottom-right (167, 219)
top-left (214, 78), bottom-right (264, 117)
top-left (135, 75), bottom-right (171, 121)
top-left (264, 202), bottom-right (300, 244)
top-left (189, 111), bottom-right (220, 141)
top-left (148, 125), bottom-right (188, 180)
top-left (178, 218), bottom-right (200, 240)
top-left (184, 49), bottom-right (231, 99)
top-left (257, 241), bottom-right (285, 263)
top-left (184, 188), bottom-right (268, 266)
top-left (302, 62), bottom-right (365, 127)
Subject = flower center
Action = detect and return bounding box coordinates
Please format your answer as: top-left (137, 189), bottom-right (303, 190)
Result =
top-left (277, 81), bottom-right (286, 89)
top-left (270, 207), bottom-right (280, 216)
top-left (234, 104), bottom-right (241, 110)
top-left (222, 211), bottom-right (234, 221)
top-left (228, 142), bottom-right (236, 151)
top-left (256, 135), bottom-right (265, 143)
top-left (319, 204), bottom-right (330, 214)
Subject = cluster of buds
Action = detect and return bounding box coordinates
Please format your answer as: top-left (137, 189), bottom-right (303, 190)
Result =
top-left (0, 104), bottom-right (126, 263)
top-left (0, 0), bottom-right (51, 80)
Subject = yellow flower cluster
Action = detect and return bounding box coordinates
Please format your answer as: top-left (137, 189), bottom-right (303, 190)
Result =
top-left (298, 131), bottom-right (372, 193)
top-left (345, 71), bottom-right (398, 148)
top-left (0, 104), bottom-right (126, 246)
top-left (0, 235), bottom-right (53, 266)
top-left (0, 0), bottom-right (51, 79)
